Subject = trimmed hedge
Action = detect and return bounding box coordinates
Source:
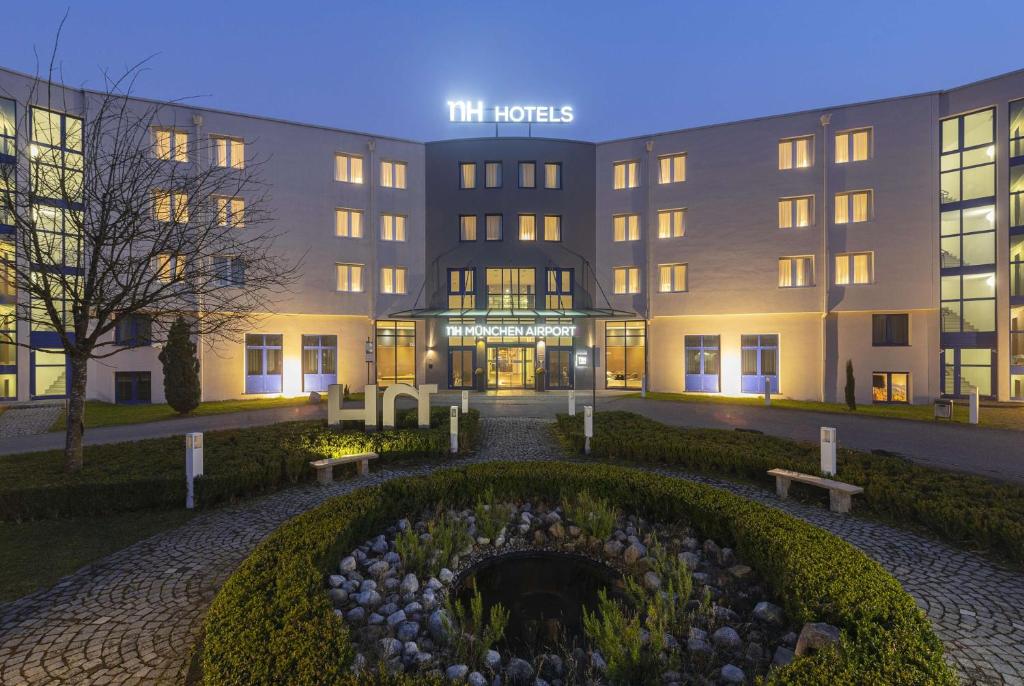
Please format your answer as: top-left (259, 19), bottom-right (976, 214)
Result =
top-left (200, 461), bottom-right (955, 685)
top-left (555, 411), bottom-right (1024, 566)
top-left (0, 407), bottom-right (480, 521)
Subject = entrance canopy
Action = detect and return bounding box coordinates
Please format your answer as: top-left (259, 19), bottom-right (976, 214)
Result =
top-left (386, 306), bottom-right (639, 319)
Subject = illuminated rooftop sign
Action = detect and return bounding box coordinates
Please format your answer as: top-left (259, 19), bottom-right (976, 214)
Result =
top-left (447, 100), bottom-right (574, 124)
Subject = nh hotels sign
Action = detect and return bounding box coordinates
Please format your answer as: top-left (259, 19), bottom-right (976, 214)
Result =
top-left (444, 323), bottom-right (577, 338)
top-left (448, 100), bottom-right (574, 124)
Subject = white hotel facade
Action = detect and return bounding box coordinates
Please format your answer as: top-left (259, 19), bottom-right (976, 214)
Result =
top-left (2, 65), bottom-right (1024, 405)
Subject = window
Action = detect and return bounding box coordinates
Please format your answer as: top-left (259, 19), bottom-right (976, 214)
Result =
top-left (546, 268), bottom-right (573, 309)
top-left (0, 302), bottom-right (16, 400)
top-left (518, 214), bottom-right (536, 241)
top-left (211, 136), bottom-right (244, 168)
top-left (543, 215), bottom-right (561, 241)
top-left (460, 215), bottom-right (477, 241)
top-left (380, 266), bottom-right (407, 294)
top-left (657, 209), bottom-right (685, 238)
top-left (245, 334), bottom-right (283, 394)
top-left (115, 372), bottom-right (152, 404)
top-left (334, 153), bottom-right (364, 183)
top-left (544, 162), bottom-right (562, 189)
top-left (658, 263), bottom-right (687, 292)
top-left (0, 98), bottom-right (14, 157)
top-left (835, 128), bottom-right (871, 163)
top-left (941, 109), bottom-right (995, 205)
top-left (380, 214), bottom-right (407, 241)
top-left (1, 239), bottom-right (15, 297)
top-left (944, 348), bottom-right (992, 397)
top-left (834, 252), bottom-right (873, 285)
top-left (376, 321), bottom-right (416, 386)
top-left (459, 162), bottom-right (476, 189)
top-left (685, 335), bottom-right (720, 392)
top-left (448, 268), bottom-right (475, 309)
top-left (778, 136), bottom-right (812, 170)
top-left (658, 153), bottom-right (686, 184)
top-left (485, 214), bottom-right (503, 241)
top-left (485, 268), bottom-right (535, 308)
top-left (613, 160), bottom-right (639, 189)
top-left (941, 205), bottom-right (995, 268)
top-left (872, 372), bottom-right (909, 403)
top-left (380, 160), bottom-right (407, 189)
top-left (215, 196), bottom-right (245, 228)
top-left (155, 253), bottom-right (185, 282)
top-left (153, 128), bottom-right (188, 162)
top-left (741, 334), bottom-right (779, 393)
top-left (485, 161), bottom-right (502, 188)
top-left (153, 190), bottom-right (188, 223)
top-left (335, 208), bottom-right (364, 238)
top-left (872, 314), bottom-right (909, 346)
top-left (31, 107), bottom-right (83, 203)
top-left (32, 348), bottom-right (65, 398)
top-left (605, 321), bottom-right (645, 389)
top-left (114, 315), bottom-right (152, 347)
top-left (613, 214), bottom-right (640, 242)
top-left (941, 272), bottom-right (995, 332)
top-left (834, 191), bottom-right (871, 224)
top-left (336, 263), bottom-right (363, 292)
top-left (214, 256), bottom-right (245, 286)
top-left (613, 266), bottom-right (641, 294)
top-left (778, 256), bottom-right (814, 287)
top-left (302, 335), bottom-right (337, 392)
top-left (778, 196), bottom-right (813, 228)
top-left (518, 161), bottom-right (536, 188)
top-left (1012, 99), bottom-right (1024, 158)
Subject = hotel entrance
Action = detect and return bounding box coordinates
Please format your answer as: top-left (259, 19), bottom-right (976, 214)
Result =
top-left (487, 346), bottom-right (535, 389)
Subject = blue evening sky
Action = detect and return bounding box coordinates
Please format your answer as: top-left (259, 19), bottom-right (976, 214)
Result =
top-left (1, 1), bottom-right (1020, 142)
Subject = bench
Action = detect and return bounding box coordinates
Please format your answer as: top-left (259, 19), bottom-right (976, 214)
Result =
top-left (767, 468), bottom-right (864, 514)
top-left (310, 452), bottom-right (379, 484)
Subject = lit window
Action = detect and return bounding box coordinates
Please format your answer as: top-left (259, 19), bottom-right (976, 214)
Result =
top-left (613, 214), bottom-right (640, 242)
top-left (153, 190), bottom-right (188, 223)
top-left (834, 252), bottom-right (873, 285)
top-left (380, 214), bottom-right (407, 241)
top-left (872, 372), bottom-right (909, 403)
top-left (211, 136), bottom-right (244, 168)
top-left (941, 109), bottom-right (995, 205)
top-left (658, 153), bottom-right (686, 184)
top-left (485, 161), bottom-right (502, 188)
top-left (459, 162), bottom-right (476, 189)
top-left (335, 153), bottom-right (364, 184)
top-left (153, 128), bottom-right (188, 162)
top-left (778, 196), bottom-right (813, 228)
top-left (605, 321), bottom-right (645, 389)
top-left (448, 268), bottom-right (475, 308)
top-left (518, 161), bottom-right (536, 188)
top-left (835, 128), bottom-right (871, 163)
top-left (613, 266), bottom-right (641, 294)
top-left (834, 190), bottom-right (871, 224)
top-left (485, 214), bottom-right (503, 241)
top-left (336, 263), bottom-right (363, 292)
top-left (613, 160), bottom-right (639, 189)
top-left (155, 253), bottom-right (185, 282)
top-left (215, 197), bottom-right (245, 228)
top-left (778, 136), bottom-right (813, 169)
top-left (656, 209), bottom-right (685, 238)
top-left (546, 269), bottom-right (573, 309)
top-left (380, 160), bottom-right (407, 189)
top-left (335, 208), bottom-right (364, 238)
top-left (544, 162), bottom-right (562, 189)
top-left (778, 256), bottom-right (814, 287)
top-left (460, 215), bottom-right (477, 241)
top-left (658, 263), bottom-right (687, 292)
top-left (518, 214), bottom-right (536, 240)
top-left (543, 215), bottom-right (561, 241)
top-left (380, 266), bottom-right (407, 294)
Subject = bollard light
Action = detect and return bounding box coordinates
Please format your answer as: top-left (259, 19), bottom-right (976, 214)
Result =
top-left (568, 389), bottom-right (576, 416)
top-left (461, 390), bottom-right (469, 414)
top-left (185, 432), bottom-right (204, 509)
top-left (764, 376), bottom-right (772, 406)
top-left (449, 405), bottom-right (459, 453)
top-left (820, 427), bottom-right (837, 476)
top-left (584, 405), bottom-right (593, 455)
top-left (969, 387), bottom-right (979, 425)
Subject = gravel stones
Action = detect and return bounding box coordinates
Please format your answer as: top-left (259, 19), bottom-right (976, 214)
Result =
top-left (795, 622), bottom-right (841, 655)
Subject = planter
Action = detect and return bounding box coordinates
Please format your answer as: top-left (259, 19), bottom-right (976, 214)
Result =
top-left (534, 369), bottom-right (546, 392)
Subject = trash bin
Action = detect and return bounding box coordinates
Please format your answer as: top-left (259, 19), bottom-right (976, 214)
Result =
top-left (933, 399), bottom-right (953, 420)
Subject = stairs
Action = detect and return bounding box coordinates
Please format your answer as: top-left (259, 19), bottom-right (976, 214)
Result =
top-left (43, 369), bottom-right (67, 397)
top-left (941, 306), bottom-right (979, 333)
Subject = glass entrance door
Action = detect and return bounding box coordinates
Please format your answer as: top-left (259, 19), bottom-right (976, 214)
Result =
top-left (487, 346), bottom-right (535, 389)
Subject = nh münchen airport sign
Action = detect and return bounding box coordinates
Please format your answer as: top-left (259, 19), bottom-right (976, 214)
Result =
top-left (445, 324), bottom-right (577, 338)
top-left (448, 100), bottom-right (574, 124)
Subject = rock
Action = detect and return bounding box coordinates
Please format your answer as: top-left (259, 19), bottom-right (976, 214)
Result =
top-left (681, 536), bottom-right (699, 551)
top-left (689, 627), bottom-right (707, 641)
top-left (397, 518), bottom-right (410, 531)
top-left (687, 638), bottom-right (712, 655)
top-left (367, 612), bottom-right (384, 625)
top-left (590, 651), bottom-right (608, 672)
top-left (350, 652), bottom-right (366, 674)
top-left (468, 672), bottom-right (488, 686)
top-left (781, 631), bottom-right (798, 647)
top-left (384, 578), bottom-right (400, 592)
top-left (308, 391), bottom-right (322, 404)
top-left (663, 633), bottom-right (679, 650)
top-left (371, 536), bottom-right (389, 555)
top-left (427, 577), bottom-right (443, 591)
top-left (359, 579), bottom-right (378, 592)
top-left (603, 540), bottom-right (624, 558)
top-left (539, 654), bottom-right (564, 680)
top-left (403, 641), bottom-right (419, 655)
top-left (703, 540), bottom-right (722, 564)
top-left (446, 664), bottom-right (470, 681)
top-left (368, 561), bottom-right (390, 579)
top-left (548, 522), bottom-right (565, 539)
top-left (720, 664), bottom-right (745, 684)
top-left (753, 601), bottom-right (785, 626)
top-left (412, 650), bottom-right (432, 666)
top-left (377, 602), bottom-right (399, 617)
top-left (623, 541), bottom-right (647, 565)
top-left (422, 589), bottom-right (437, 610)
top-left (376, 636), bottom-right (401, 658)
top-left (340, 556), bottom-right (357, 572)
top-left (506, 657), bottom-right (533, 684)
top-left (533, 529), bottom-right (548, 545)
top-left (396, 620), bottom-right (420, 642)
top-left (356, 590), bottom-right (382, 608)
top-left (721, 547), bottom-right (736, 566)
top-left (385, 551), bottom-right (401, 565)
top-left (643, 571), bottom-right (662, 592)
top-left (439, 568), bottom-right (455, 583)
top-left (661, 671), bottom-right (682, 683)
top-left (744, 642), bottom-right (763, 662)
top-left (428, 609), bottom-right (450, 644)
top-left (568, 525), bottom-right (581, 537)
top-left (386, 609), bottom-right (407, 627)
top-left (328, 588), bottom-right (348, 607)
top-left (728, 564), bottom-right (752, 579)
top-left (691, 572), bottom-right (710, 586)
top-left (485, 649), bottom-right (502, 671)
top-left (345, 606), bottom-right (366, 624)
top-left (714, 605), bottom-right (740, 623)
top-left (795, 622), bottom-right (841, 655)
top-left (404, 601), bottom-right (423, 614)
top-left (773, 646), bottom-right (795, 666)
top-left (477, 537), bottom-right (491, 545)
top-left (711, 626), bottom-right (742, 651)
top-left (328, 574), bottom-right (345, 588)
top-left (400, 573), bottom-right (419, 595)
top-left (678, 552), bottom-right (701, 570)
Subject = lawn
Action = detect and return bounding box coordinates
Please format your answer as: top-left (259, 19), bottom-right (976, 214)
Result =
top-left (0, 509), bottom-right (194, 602)
top-left (50, 396), bottom-right (316, 430)
top-left (629, 391), bottom-right (1024, 431)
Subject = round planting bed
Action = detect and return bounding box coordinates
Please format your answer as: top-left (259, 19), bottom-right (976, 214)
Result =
top-left (200, 461), bottom-right (955, 685)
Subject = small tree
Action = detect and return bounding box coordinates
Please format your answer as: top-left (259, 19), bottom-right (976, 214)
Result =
top-left (159, 316), bottom-right (200, 415)
top-left (845, 359), bottom-right (857, 411)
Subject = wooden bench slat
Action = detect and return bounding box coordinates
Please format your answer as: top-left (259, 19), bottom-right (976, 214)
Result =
top-left (767, 468), bottom-right (863, 494)
top-left (310, 452), bottom-right (379, 468)
top-left (310, 452), bottom-right (379, 483)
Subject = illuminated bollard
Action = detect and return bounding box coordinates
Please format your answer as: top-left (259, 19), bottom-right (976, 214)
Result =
top-left (461, 390), bottom-right (469, 414)
top-left (969, 387), bottom-right (979, 425)
top-left (584, 405), bottom-right (593, 455)
top-left (185, 432), bottom-right (204, 509)
top-left (820, 427), bottom-right (837, 476)
top-left (568, 390), bottom-right (576, 416)
top-left (764, 376), bottom-right (772, 406)
top-left (450, 405), bottom-right (459, 453)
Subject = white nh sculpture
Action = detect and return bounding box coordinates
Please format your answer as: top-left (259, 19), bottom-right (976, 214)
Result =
top-left (327, 383), bottom-right (438, 430)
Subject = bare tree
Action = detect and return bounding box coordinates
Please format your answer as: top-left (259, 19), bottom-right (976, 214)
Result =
top-left (1, 37), bottom-right (299, 471)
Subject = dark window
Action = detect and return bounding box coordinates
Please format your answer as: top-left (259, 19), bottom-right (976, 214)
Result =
top-left (872, 314), bottom-right (909, 346)
top-left (115, 315), bottom-right (152, 347)
top-left (115, 371), bottom-right (151, 404)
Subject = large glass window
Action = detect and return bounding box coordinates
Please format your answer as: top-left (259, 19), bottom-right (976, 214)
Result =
top-left (605, 321), bottom-right (645, 389)
top-left (941, 109), bottom-right (994, 204)
top-left (0, 239), bottom-right (12, 298)
top-left (1011, 166), bottom-right (1024, 228)
top-left (31, 107), bottom-right (83, 203)
top-left (741, 334), bottom-right (779, 393)
top-left (685, 335), bottom-right (720, 392)
top-left (941, 272), bottom-right (995, 332)
top-left (486, 268), bottom-right (535, 308)
top-left (0, 98), bottom-right (14, 157)
top-left (1013, 235), bottom-right (1024, 298)
top-left (448, 268), bottom-right (475, 309)
top-left (778, 136), bottom-right (812, 170)
top-left (546, 268), bottom-right (573, 309)
top-left (613, 160), bottom-right (639, 189)
top-left (115, 371), bottom-right (152, 404)
top-left (33, 348), bottom-right (66, 398)
top-left (244, 334), bottom-right (283, 394)
top-left (376, 321), bottom-right (416, 386)
top-left (1011, 99), bottom-right (1024, 159)
top-left (941, 205), bottom-right (995, 268)
top-left (0, 302), bottom-right (15, 400)
top-left (943, 347), bottom-right (992, 397)
top-left (302, 335), bottom-right (337, 392)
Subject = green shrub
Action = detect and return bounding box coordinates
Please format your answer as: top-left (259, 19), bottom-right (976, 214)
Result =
top-left (0, 408), bottom-right (480, 521)
top-left (446, 588), bottom-right (510, 670)
top-left (201, 461), bottom-right (954, 686)
top-left (583, 588), bottom-right (660, 685)
top-left (394, 508), bottom-right (472, 578)
top-left (555, 411), bottom-right (1024, 565)
top-left (473, 486), bottom-right (513, 541)
top-left (563, 490), bottom-right (618, 540)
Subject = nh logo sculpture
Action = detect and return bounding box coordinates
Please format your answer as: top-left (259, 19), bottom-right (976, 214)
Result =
top-left (327, 383), bottom-right (438, 430)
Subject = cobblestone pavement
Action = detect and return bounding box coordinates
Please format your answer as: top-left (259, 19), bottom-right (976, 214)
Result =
top-left (0, 418), bottom-right (1021, 684)
top-left (0, 404), bottom-right (62, 439)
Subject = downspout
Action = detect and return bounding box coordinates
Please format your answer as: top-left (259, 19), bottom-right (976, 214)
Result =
top-left (819, 113), bottom-right (831, 402)
top-left (192, 113), bottom-right (205, 401)
top-left (644, 139), bottom-right (654, 391)
top-left (367, 139), bottom-right (377, 388)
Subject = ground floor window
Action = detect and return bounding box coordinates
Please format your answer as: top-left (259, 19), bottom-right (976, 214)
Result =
top-left (872, 371), bottom-right (908, 403)
top-left (376, 321), bottom-right (416, 386)
top-left (488, 345), bottom-right (535, 389)
top-left (0, 303), bottom-right (14, 399)
top-left (115, 371), bottom-right (152, 404)
top-left (32, 348), bottom-right (66, 398)
top-left (605, 321), bottom-right (645, 389)
top-left (684, 335), bottom-right (720, 392)
top-left (740, 334), bottom-right (779, 394)
top-left (302, 335), bottom-right (337, 392)
top-left (245, 334), bottom-right (283, 394)
top-left (942, 347), bottom-right (992, 397)
top-left (450, 348), bottom-right (475, 388)
top-left (546, 348), bottom-right (573, 388)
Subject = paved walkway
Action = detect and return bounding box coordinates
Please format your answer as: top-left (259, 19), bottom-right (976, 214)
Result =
top-left (0, 404), bottom-right (63, 439)
top-left (1, 418), bottom-right (1022, 684)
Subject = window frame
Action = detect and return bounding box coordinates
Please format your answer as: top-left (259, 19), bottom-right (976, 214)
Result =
top-left (210, 134), bottom-right (245, 169)
top-left (335, 207), bottom-right (364, 238)
top-left (657, 153), bottom-right (686, 184)
top-left (459, 214), bottom-right (478, 242)
top-left (657, 263), bottom-right (688, 293)
top-left (604, 320), bottom-right (646, 390)
top-left (834, 127), bottom-right (872, 164)
top-left (447, 268), bottom-right (476, 309)
top-left (459, 161), bottom-right (476, 189)
top-left (872, 371), bottom-right (910, 403)
top-left (777, 255), bottom-right (815, 288)
top-left (613, 266), bottom-right (641, 294)
top-left (834, 189), bottom-right (873, 224)
top-left (543, 214), bottom-right (562, 242)
top-left (152, 127), bottom-right (189, 163)
top-left (657, 208), bottom-right (685, 239)
top-left (613, 160), bottom-right (640, 190)
top-left (379, 266), bottom-right (408, 295)
top-left (613, 213), bottom-right (640, 242)
top-left (379, 159), bottom-right (408, 189)
top-left (518, 161), bottom-right (537, 189)
top-left (485, 213), bottom-right (503, 241)
top-left (518, 213), bottom-right (537, 241)
top-left (778, 195), bottom-right (814, 229)
top-left (334, 152), bottom-right (364, 184)
top-left (778, 135), bottom-right (814, 170)
top-left (834, 251), bottom-right (874, 285)
top-left (872, 313), bottom-right (910, 347)
top-left (543, 162), bottom-right (562, 189)
top-left (485, 161), bottom-right (502, 188)
top-left (380, 213), bottom-right (407, 242)
top-left (335, 262), bottom-right (364, 292)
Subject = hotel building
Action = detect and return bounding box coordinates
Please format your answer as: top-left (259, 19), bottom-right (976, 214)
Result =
top-left (1, 65), bottom-right (1024, 405)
